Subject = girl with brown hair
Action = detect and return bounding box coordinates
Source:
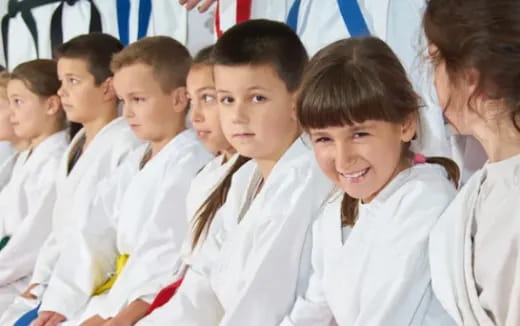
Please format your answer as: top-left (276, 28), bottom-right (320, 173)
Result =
top-left (0, 59), bottom-right (68, 315)
top-left (282, 37), bottom-right (459, 325)
top-left (425, 0), bottom-right (520, 324)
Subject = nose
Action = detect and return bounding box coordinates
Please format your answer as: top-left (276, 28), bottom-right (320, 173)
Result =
top-left (122, 102), bottom-right (134, 120)
top-left (231, 101), bottom-right (249, 124)
top-left (57, 83), bottom-right (67, 98)
top-left (335, 141), bottom-right (357, 172)
top-left (190, 100), bottom-right (204, 124)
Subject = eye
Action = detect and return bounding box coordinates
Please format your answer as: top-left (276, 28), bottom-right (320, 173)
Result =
top-left (252, 95), bottom-right (267, 103)
top-left (313, 136), bottom-right (332, 144)
top-left (13, 98), bottom-right (22, 106)
top-left (132, 96), bottom-right (145, 103)
top-left (69, 77), bottom-right (79, 85)
top-left (202, 94), bottom-right (216, 103)
top-left (220, 96), bottom-right (234, 105)
top-left (353, 132), bottom-right (369, 139)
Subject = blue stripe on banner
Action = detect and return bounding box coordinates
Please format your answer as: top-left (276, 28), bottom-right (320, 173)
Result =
top-left (14, 304), bottom-right (41, 326)
top-left (117, 0), bottom-right (130, 45)
top-left (138, 0), bottom-right (152, 40)
top-left (287, 0), bottom-right (301, 32)
top-left (337, 0), bottom-right (370, 36)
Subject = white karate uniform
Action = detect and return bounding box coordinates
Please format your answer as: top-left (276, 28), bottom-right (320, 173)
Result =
top-left (137, 138), bottom-right (334, 326)
top-left (59, 0), bottom-right (117, 42)
top-left (3, 2), bottom-right (60, 70)
top-left (0, 117), bottom-right (141, 325)
top-left (0, 141), bottom-right (17, 190)
top-left (137, 157), bottom-right (255, 326)
top-left (216, 0), bottom-right (296, 36)
top-left (39, 129), bottom-right (211, 324)
top-left (292, 0), bottom-right (386, 57)
top-left (282, 163), bottom-right (457, 326)
top-left (430, 153), bottom-right (520, 326)
top-left (0, 130), bottom-right (68, 314)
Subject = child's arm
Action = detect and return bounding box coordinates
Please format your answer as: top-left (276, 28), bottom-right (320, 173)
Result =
top-left (0, 157), bottom-right (60, 285)
top-left (94, 152), bottom-right (210, 322)
top-left (37, 172), bottom-right (122, 321)
top-left (280, 220), bottom-right (335, 326)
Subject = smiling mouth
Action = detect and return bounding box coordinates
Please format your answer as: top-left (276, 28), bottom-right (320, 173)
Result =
top-left (339, 168), bottom-right (370, 180)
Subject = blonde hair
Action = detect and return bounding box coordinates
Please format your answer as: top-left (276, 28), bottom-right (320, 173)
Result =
top-left (111, 36), bottom-right (192, 93)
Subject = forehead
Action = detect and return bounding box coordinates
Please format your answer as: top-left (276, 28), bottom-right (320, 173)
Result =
top-left (57, 57), bottom-right (90, 75)
top-left (6, 79), bottom-right (31, 95)
top-left (187, 65), bottom-right (214, 89)
top-left (113, 63), bottom-right (160, 92)
top-left (213, 64), bottom-right (283, 91)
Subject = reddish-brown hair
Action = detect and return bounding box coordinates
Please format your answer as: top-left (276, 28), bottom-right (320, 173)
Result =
top-left (424, 0), bottom-right (520, 131)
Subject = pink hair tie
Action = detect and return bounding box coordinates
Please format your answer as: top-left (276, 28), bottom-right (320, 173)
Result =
top-left (413, 153), bottom-right (427, 165)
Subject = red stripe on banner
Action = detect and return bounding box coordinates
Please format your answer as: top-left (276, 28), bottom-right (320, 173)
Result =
top-left (215, 0), bottom-right (252, 38)
top-left (236, 0), bottom-right (252, 23)
top-left (215, 0), bottom-right (223, 37)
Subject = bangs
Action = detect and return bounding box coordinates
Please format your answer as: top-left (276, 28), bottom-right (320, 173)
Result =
top-left (298, 60), bottom-right (398, 130)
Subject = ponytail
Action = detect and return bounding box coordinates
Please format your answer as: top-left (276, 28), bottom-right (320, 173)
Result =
top-left (191, 155), bottom-right (251, 249)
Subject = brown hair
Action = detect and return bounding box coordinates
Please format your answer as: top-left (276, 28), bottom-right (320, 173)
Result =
top-left (10, 59), bottom-right (61, 98)
top-left (191, 155), bottom-right (250, 249)
top-left (212, 19), bottom-right (308, 92)
top-left (298, 37), bottom-right (459, 227)
top-left (0, 71), bottom-right (9, 98)
top-left (193, 45), bottom-right (214, 66)
top-left (111, 36), bottom-right (192, 93)
top-left (55, 33), bottom-right (123, 86)
top-left (424, 0), bottom-right (520, 132)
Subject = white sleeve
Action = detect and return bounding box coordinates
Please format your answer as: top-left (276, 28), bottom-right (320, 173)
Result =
top-left (137, 197), bottom-right (231, 325)
top-left (353, 180), bottom-right (455, 325)
top-left (30, 232), bottom-right (60, 286)
top-left (136, 266), bottom-right (224, 326)
top-left (476, 193), bottom-right (520, 326)
top-left (100, 159), bottom-right (197, 316)
top-left (38, 173), bottom-right (121, 320)
top-left (0, 158), bottom-right (60, 285)
top-left (219, 167), bottom-right (332, 326)
top-left (280, 220), bottom-right (335, 326)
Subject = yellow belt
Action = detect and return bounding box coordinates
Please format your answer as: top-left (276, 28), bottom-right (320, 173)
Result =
top-left (93, 254), bottom-right (129, 296)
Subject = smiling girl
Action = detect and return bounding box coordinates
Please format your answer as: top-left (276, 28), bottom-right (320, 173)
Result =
top-left (282, 37), bottom-right (459, 326)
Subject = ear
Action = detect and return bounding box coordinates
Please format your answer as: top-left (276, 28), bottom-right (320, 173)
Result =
top-left (290, 90), bottom-right (299, 122)
top-left (400, 112), bottom-right (418, 143)
top-left (171, 87), bottom-right (189, 114)
top-left (101, 77), bottom-right (117, 102)
top-left (45, 95), bottom-right (62, 116)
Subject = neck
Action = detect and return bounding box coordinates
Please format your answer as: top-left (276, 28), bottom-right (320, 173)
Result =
top-left (82, 109), bottom-right (118, 149)
top-left (12, 138), bottom-right (29, 151)
top-left (150, 121), bottom-right (186, 158)
top-left (255, 131), bottom-right (299, 180)
top-left (222, 146), bottom-right (237, 162)
top-left (471, 116), bottom-right (520, 162)
top-left (30, 125), bottom-right (62, 149)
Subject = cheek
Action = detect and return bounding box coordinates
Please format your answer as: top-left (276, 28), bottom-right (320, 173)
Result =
top-left (313, 145), bottom-right (337, 181)
top-left (206, 107), bottom-right (222, 130)
top-left (434, 67), bottom-right (450, 109)
top-left (218, 109), bottom-right (233, 134)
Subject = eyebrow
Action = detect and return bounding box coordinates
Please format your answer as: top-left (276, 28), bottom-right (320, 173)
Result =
top-left (348, 122), bottom-right (375, 132)
top-left (196, 86), bottom-right (216, 93)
